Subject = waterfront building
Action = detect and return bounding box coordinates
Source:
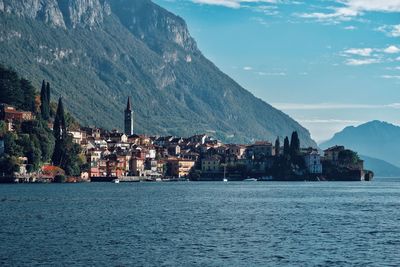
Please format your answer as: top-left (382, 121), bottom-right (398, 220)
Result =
top-left (226, 144), bottom-right (246, 158)
top-left (167, 159), bottom-right (195, 178)
top-left (130, 157), bottom-right (145, 176)
top-left (304, 151), bottom-right (323, 174)
top-left (202, 156), bottom-right (222, 173)
top-left (246, 141), bottom-right (274, 159)
top-left (324, 146), bottom-right (345, 163)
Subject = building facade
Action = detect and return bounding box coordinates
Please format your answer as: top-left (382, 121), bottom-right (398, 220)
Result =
top-left (304, 151), bottom-right (323, 174)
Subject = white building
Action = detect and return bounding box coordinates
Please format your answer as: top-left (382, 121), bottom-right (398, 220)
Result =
top-left (69, 130), bottom-right (86, 145)
top-left (304, 151), bottom-right (323, 174)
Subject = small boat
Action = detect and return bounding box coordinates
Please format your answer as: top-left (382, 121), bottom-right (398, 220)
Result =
top-left (244, 178), bottom-right (258, 182)
top-left (112, 179), bottom-right (120, 184)
top-left (223, 178), bottom-right (228, 182)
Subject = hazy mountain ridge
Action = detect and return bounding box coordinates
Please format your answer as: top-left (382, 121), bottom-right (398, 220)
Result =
top-left (360, 155), bottom-right (400, 178)
top-left (0, 0), bottom-right (316, 146)
top-left (321, 120), bottom-right (400, 167)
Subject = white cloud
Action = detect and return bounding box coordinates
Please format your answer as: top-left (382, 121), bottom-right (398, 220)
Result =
top-left (385, 66), bottom-right (400, 70)
top-left (377, 24), bottom-right (400, 37)
top-left (257, 71), bottom-right (286, 76)
top-left (272, 102), bottom-right (400, 110)
top-left (383, 45), bottom-right (400, 54)
top-left (345, 0), bottom-right (400, 13)
top-left (297, 0), bottom-right (400, 22)
top-left (192, 0), bottom-right (240, 8)
top-left (243, 66), bottom-right (253, 70)
top-left (345, 58), bottom-right (380, 66)
top-left (344, 25), bottom-right (357, 30)
top-left (381, 75), bottom-right (400, 79)
top-left (296, 6), bottom-right (359, 22)
top-left (340, 45), bottom-right (400, 66)
top-left (344, 48), bottom-right (373, 56)
top-left (192, 0), bottom-right (280, 8)
top-left (250, 17), bottom-right (269, 26)
top-left (251, 5), bottom-right (279, 15)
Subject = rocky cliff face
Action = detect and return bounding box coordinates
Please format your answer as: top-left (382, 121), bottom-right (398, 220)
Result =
top-left (0, 0), bottom-right (317, 146)
top-left (109, 0), bottom-right (197, 53)
top-left (0, 0), bottom-right (111, 28)
top-left (0, 0), bottom-right (66, 27)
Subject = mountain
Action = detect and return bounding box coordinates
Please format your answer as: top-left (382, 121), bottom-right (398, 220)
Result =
top-left (321, 120), bottom-right (400, 167)
top-left (360, 155), bottom-right (400, 178)
top-left (0, 0), bottom-right (316, 146)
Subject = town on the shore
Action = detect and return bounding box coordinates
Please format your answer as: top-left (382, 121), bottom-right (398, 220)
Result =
top-left (0, 74), bottom-right (373, 183)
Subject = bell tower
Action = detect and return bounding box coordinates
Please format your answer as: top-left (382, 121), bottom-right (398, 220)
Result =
top-left (124, 97), bottom-right (133, 136)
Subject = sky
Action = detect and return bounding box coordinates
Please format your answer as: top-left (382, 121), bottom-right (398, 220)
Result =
top-left (154, 0), bottom-right (400, 142)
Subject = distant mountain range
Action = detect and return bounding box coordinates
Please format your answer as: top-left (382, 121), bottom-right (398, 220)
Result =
top-left (321, 120), bottom-right (400, 177)
top-left (359, 155), bottom-right (400, 178)
top-left (0, 0), bottom-right (316, 146)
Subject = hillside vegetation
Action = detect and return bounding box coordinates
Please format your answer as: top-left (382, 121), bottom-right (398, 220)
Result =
top-left (0, 0), bottom-right (316, 146)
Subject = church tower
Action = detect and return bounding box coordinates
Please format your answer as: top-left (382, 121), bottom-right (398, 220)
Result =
top-left (124, 97), bottom-right (134, 136)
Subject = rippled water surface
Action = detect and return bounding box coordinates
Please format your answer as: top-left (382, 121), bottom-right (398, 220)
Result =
top-left (1, 180), bottom-right (400, 266)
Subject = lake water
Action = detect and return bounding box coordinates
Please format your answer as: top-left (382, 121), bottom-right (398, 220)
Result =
top-left (1, 180), bottom-right (400, 266)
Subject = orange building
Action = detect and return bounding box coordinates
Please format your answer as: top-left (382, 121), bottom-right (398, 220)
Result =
top-left (0, 104), bottom-right (35, 122)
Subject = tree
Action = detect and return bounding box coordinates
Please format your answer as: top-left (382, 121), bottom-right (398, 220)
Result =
top-left (283, 137), bottom-right (290, 157)
top-left (53, 97), bottom-right (67, 141)
top-left (52, 97), bottom-right (81, 176)
top-left (63, 137), bottom-right (82, 176)
top-left (338, 149), bottom-right (360, 165)
top-left (0, 121), bottom-right (6, 137)
top-left (20, 79), bottom-right (36, 112)
top-left (275, 137), bottom-right (280, 157)
top-left (21, 120), bottom-right (55, 163)
top-left (52, 98), bottom-right (67, 166)
top-left (290, 131), bottom-right (300, 157)
top-left (0, 156), bottom-right (20, 175)
top-left (4, 133), bottom-right (23, 157)
top-left (46, 82), bottom-right (54, 117)
top-left (0, 65), bottom-right (35, 112)
top-left (40, 80), bottom-right (50, 120)
top-left (46, 82), bottom-right (51, 108)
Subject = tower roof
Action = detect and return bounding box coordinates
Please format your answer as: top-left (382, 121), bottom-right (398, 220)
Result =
top-left (126, 96), bottom-right (132, 111)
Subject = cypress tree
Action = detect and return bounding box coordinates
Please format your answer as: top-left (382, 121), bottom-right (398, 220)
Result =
top-left (53, 97), bottom-right (67, 140)
top-left (51, 97), bottom-right (81, 176)
top-left (275, 137), bottom-right (280, 156)
top-left (40, 80), bottom-right (50, 120)
top-left (290, 131), bottom-right (300, 157)
top-left (283, 137), bottom-right (290, 156)
top-left (52, 97), bottom-right (67, 166)
top-left (46, 82), bottom-right (51, 108)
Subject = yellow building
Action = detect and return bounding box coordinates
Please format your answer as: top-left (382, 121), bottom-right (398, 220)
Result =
top-left (168, 159), bottom-right (195, 178)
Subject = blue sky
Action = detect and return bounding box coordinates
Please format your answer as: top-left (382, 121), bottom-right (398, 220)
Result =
top-left (154, 0), bottom-right (400, 142)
